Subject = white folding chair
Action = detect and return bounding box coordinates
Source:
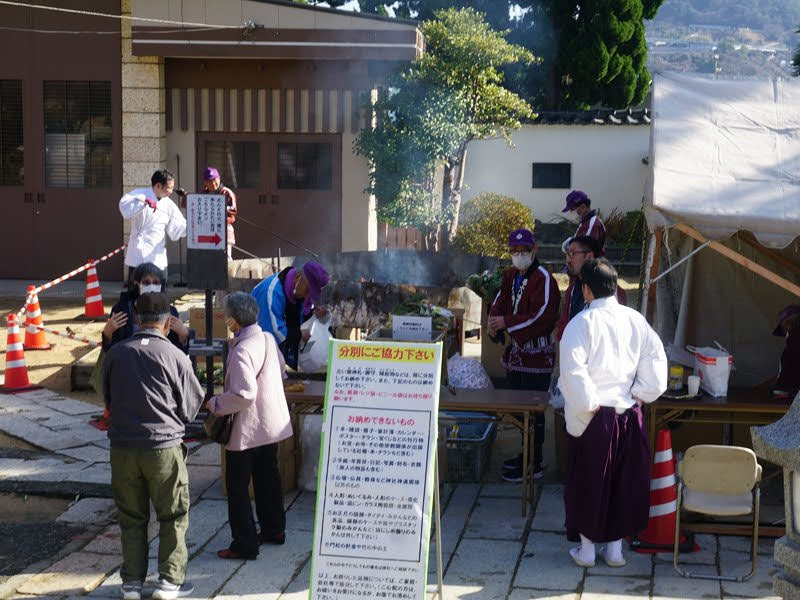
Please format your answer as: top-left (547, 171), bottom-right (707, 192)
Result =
top-left (673, 444), bottom-right (762, 582)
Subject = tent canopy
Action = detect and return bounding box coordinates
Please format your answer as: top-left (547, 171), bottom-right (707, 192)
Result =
top-left (645, 73), bottom-right (800, 249)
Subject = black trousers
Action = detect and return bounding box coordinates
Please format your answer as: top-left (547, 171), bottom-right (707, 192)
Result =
top-left (225, 443), bottom-right (285, 557)
top-left (506, 370), bottom-right (550, 468)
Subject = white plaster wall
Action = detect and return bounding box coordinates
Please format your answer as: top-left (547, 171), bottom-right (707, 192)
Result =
top-left (462, 125), bottom-right (650, 222)
top-left (341, 131), bottom-right (376, 251)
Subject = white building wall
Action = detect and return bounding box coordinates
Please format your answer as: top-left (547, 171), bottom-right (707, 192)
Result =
top-left (462, 124), bottom-right (650, 222)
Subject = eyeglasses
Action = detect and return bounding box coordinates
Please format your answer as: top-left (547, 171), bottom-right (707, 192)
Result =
top-left (566, 250), bottom-right (590, 258)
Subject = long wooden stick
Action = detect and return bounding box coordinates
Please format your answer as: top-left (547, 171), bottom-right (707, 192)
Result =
top-left (646, 228), bottom-right (663, 324)
top-left (674, 223), bottom-right (800, 299)
top-left (737, 232), bottom-right (800, 281)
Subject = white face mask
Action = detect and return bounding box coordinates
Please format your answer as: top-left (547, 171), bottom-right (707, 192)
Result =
top-left (138, 283), bottom-right (162, 295)
top-left (511, 252), bottom-right (533, 272)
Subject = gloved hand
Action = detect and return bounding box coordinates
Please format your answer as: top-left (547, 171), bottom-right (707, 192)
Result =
top-left (144, 197), bottom-right (158, 211)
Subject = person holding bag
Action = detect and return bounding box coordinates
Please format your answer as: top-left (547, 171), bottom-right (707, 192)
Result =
top-left (206, 292), bottom-right (293, 560)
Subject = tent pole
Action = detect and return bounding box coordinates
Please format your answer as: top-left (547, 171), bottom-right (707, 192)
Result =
top-left (675, 223), bottom-right (800, 299)
top-left (644, 228), bottom-right (663, 324)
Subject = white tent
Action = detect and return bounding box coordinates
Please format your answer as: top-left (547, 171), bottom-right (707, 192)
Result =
top-left (643, 73), bottom-right (800, 387)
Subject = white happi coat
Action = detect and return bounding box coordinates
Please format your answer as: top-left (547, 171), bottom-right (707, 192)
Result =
top-left (119, 187), bottom-right (186, 270)
top-left (558, 295), bottom-right (668, 437)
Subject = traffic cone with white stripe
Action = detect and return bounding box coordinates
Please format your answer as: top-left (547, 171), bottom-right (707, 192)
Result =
top-left (23, 286), bottom-right (51, 350)
top-left (3, 314), bottom-right (32, 390)
top-left (630, 429), bottom-right (695, 553)
top-left (82, 260), bottom-right (106, 319)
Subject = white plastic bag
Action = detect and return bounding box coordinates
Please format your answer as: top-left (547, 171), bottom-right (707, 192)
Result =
top-left (548, 375), bottom-right (564, 409)
top-left (298, 414), bottom-right (322, 492)
top-left (687, 343), bottom-right (732, 397)
top-left (298, 315), bottom-right (332, 373)
top-left (446, 353), bottom-right (491, 389)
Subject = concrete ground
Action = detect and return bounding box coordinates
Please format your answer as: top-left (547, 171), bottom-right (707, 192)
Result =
top-left (0, 388), bottom-right (783, 600)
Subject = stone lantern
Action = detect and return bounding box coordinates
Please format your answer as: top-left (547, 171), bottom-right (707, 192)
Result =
top-left (751, 393), bottom-right (800, 598)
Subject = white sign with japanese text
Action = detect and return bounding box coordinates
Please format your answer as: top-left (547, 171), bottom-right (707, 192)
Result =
top-left (392, 315), bottom-right (432, 341)
top-left (310, 340), bottom-right (442, 600)
top-left (186, 194), bottom-right (226, 250)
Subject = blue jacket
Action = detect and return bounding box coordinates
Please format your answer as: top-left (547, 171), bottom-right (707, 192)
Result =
top-left (252, 273), bottom-right (289, 343)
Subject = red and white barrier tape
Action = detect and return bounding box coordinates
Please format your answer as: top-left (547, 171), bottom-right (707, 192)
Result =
top-left (31, 323), bottom-right (101, 347)
top-left (15, 246), bottom-right (125, 319)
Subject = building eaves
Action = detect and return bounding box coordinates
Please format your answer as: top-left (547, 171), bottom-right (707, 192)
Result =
top-left (250, 0), bottom-right (419, 26)
top-left (527, 108), bottom-right (651, 125)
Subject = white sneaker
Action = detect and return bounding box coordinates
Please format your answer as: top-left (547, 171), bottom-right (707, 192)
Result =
top-left (600, 547), bottom-right (626, 568)
top-left (152, 579), bottom-right (194, 600)
top-left (569, 546), bottom-right (595, 568)
top-left (120, 580), bottom-right (142, 600)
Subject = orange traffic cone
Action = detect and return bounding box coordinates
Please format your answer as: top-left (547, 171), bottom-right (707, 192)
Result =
top-left (82, 259), bottom-right (106, 319)
top-left (3, 314), bottom-right (32, 390)
top-left (630, 429), bottom-right (695, 553)
top-left (24, 286), bottom-right (51, 350)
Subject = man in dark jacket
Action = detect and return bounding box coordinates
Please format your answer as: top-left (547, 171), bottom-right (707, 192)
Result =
top-left (104, 293), bottom-right (204, 600)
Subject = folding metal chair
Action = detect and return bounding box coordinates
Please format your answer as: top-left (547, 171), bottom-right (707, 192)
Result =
top-left (673, 444), bottom-right (762, 582)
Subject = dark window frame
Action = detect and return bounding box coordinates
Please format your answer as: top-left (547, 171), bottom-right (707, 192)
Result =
top-left (0, 80), bottom-right (23, 187)
top-left (531, 162), bottom-right (571, 189)
top-left (43, 79), bottom-right (112, 189)
top-left (203, 140), bottom-right (261, 189)
top-left (277, 142), bottom-right (333, 190)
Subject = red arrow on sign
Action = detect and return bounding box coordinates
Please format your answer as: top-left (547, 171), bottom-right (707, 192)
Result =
top-left (197, 233), bottom-right (222, 245)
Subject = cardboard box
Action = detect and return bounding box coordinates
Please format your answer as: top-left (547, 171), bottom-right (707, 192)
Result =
top-left (189, 307), bottom-right (229, 340)
top-left (334, 327), bottom-right (361, 341)
top-left (220, 434), bottom-right (298, 498)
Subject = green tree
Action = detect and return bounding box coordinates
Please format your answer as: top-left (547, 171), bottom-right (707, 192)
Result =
top-left (328, 0), bottom-right (661, 109)
top-left (354, 8), bottom-right (535, 247)
top-left (452, 193), bottom-right (535, 258)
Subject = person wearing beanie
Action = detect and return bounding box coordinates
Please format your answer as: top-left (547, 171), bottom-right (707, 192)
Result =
top-left (488, 228), bottom-right (560, 482)
top-left (202, 166), bottom-right (238, 260)
top-left (251, 261), bottom-right (331, 370)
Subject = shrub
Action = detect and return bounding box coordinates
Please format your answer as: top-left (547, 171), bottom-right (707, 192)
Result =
top-left (604, 208), bottom-right (645, 246)
top-left (452, 193), bottom-right (535, 258)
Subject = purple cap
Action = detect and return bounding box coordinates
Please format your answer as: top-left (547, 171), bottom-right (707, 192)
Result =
top-left (562, 190), bottom-right (590, 212)
top-left (772, 305), bottom-right (800, 336)
top-left (203, 166), bottom-right (220, 181)
top-left (508, 228), bottom-right (535, 248)
top-left (302, 261), bottom-right (330, 305)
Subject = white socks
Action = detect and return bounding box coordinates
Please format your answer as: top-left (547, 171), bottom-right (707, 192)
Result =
top-left (575, 534), bottom-right (596, 563)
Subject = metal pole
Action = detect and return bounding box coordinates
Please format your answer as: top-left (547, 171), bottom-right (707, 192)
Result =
top-left (433, 457), bottom-right (444, 599)
top-left (277, 247), bottom-right (282, 272)
top-left (175, 153), bottom-right (187, 287)
top-left (205, 289), bottom-right (214, 399)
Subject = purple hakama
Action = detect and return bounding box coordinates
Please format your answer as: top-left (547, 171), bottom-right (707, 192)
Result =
top-left (564, 404), bottom-right (651, 543)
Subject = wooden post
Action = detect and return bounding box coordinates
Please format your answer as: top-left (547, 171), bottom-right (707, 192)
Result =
top-left (675, 223), bottom-right (800, 299)
top-left (645, 228), bottom-right (663, 324)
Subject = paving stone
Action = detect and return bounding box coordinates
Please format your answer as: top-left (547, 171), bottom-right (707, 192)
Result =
top-left (51, 425), bottom-right (110, 446)
top-left (56, 498), bottom-right (116, 524)
top-left (722, 535), bottom-right (776, 556)
top-left (187, 443), bottom-right (222, 466)
top-left (666, 533), bottom-right (718, 566)
top-left (272, 559), bottom-right (311, 600)
top-left (719, 550), bottom-right (780, 598)
top-left (439, 483), bottom-right (480, 557)
top-left (516, 532), bottom-right (582, 591)
top-left (29, 410), bottom-right (86, 429)
top-left (14, 389), bottom-right (61, 401)
top-left (203, 524), bottom-right (234, 554)
top-left (201, 478), bottom-right (225, 500)
top-left (507, 589), bottom-right (579, 600)
top-left (16, 551), bottom-right (122, 596)
top-left (185, 500), bottom-right (228, 556)
top-left (218, 528), bottom-right (312, 597)
top-left (464, 497), bottom-right (528, 540)
top-left (532, 484), bottom-right (565, 532)
top-left (0, 394), bottom-right (38, 413)
top-left (587, 546), bottom-right (653, 577)
top-left (482, 482), bottom-right (523, 498)
top-left (3, 458), bottom-right (88, 482)
top-left (93, 438), bottom-right (111, 449)
top-left (83, 525), bottom-right (123, 555)
top-left (582, 575), bottom-right (650, 599)
top-left (188, 465), bottom-right (222, 503)
top-left (0, 413), bottom-right (86, 451)
top-left (57, 446), bottom-right (110, 463)
top-left (653, 563), bottom-right (722, 599)
top-left (179, 550), bottom-right (244, 598)
top-left (444, 538), bottom-right (523, 599)
top-left (64, 463), bottom-right (112, 485)
top-left (35, 396), bottom-right (99, 416)
top-left (284, 492), bottom-right (317, 532)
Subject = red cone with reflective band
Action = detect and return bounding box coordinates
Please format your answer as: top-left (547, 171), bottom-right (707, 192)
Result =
top-left (630, 428), bottom-right (695, 553)
top-left (83, 260), bottom-right (105, 319)
top-left (4, 314), bottom-right (31, 390)
top-left (24, 286), bottom-right (50, 350)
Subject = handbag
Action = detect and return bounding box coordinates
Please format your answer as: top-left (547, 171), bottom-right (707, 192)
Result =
top-left (203, 334), bottom-right (270, 444)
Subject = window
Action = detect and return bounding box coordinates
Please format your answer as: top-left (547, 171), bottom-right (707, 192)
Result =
top-left (43, 80), bottom-right (112, 188)
top-left (277, 143), bottom-right (332, 190)
top-left (0, 80), bottom-right (23, 186)
top-left (532, 162), bottom-right (571, 189)
top-left (204, 141), bottom-right (260, 188)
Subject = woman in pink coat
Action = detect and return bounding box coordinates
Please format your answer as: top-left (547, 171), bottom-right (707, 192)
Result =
top-left (207, 292), bottom-right (293, 560)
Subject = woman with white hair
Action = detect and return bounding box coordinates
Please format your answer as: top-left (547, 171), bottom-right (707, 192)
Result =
top-left (207, 292), bottom-right (293, 560)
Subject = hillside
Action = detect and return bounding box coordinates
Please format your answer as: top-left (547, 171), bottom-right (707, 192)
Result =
top-left (646, 0), bottom-right (799, 77)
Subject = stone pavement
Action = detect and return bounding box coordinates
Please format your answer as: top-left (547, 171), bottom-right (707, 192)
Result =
top-left (0, 389), bottom-right (783, 599)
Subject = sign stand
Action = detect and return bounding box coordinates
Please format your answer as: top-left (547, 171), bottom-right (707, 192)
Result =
top-left (431, 458), bottom-right (444, 600)
top-left (185, 194), bottom-right (229, 398)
